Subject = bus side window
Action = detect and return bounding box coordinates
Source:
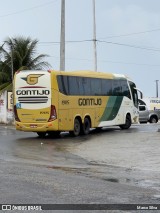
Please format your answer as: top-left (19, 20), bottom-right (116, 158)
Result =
top-left (101, 79), bottom-right (112, 96)
top-left (57, 75), bottom-right (69, 95)
top-left (90, 78), bottom-right (101, 95)
top-left (68, 76), bottom-right (79, 95)
top-left (76, 77), bottom-right (84, 95)
top-left (112, 80), bottom-right (121, 96)
top-left (82, 77), bottom-right (91, 95)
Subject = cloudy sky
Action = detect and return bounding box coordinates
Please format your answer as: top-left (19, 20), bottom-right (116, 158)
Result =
top-left (0, 0), bottom-right (160, 97)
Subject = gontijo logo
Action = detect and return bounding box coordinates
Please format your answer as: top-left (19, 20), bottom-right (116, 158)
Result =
top-left (21, 74), bottom-right (44, 85)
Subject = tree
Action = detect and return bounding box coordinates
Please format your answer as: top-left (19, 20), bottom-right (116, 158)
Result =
top-left (0, 36), bottom-right (51, 90)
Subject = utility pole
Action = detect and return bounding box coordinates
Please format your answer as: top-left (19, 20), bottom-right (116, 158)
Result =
top-left (92, 0), bottom-right (97, 71)
top-left (60, 0), bottom-right (65, 71)
top-left (155, 80), bottom-right (159, 98)
top-left (10, 44), bottom-right (14, 115)
top-left (10, 44), bottom-right (14, 82)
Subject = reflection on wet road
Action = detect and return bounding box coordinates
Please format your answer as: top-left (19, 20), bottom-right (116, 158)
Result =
top-left (0, 124), bottom-right (160, 167)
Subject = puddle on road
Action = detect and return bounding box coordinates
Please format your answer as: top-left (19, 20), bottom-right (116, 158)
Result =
top-left (102, 175), bottom-right (160, 195)
top-left (46, 163), bottom-right (160, 197)
top-left (47, 165), bottom-right (89, 172)
top-left (102, 178), bottom-right (119, 183)
top-left (45, 160), bottom-right (160, 193)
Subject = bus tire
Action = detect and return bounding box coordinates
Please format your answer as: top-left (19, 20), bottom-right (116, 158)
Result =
top-left (69, 118), bottom-right (81, 137)
top-left (37, 132), bottom-right (46, 138)
top-left (48, 131), bottom-right (61, 138)
top-left (119, 114), bottom-right (131, 130)
top-left (82, 117), bottom-right (91, 135)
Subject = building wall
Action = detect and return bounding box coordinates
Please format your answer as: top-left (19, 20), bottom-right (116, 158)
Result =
top-left (143, 97), bottom-right (160, 111)
top-left (0, 91), bottom-right (14, 124)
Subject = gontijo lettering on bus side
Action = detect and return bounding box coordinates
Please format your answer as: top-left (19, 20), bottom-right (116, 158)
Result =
top-left (78, 98), bottom-right (102, 106)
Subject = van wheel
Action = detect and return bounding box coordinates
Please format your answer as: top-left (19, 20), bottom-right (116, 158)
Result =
top-left (149, 116), bottom-right (158, 123)
top-left (69, 118), bottom-right (81, 136)
top-left (37, 132), bottom-right (46, 138)
top-left (82, 117), bottom-right (91, 135)
top-left (119, 115), bottom-right (131, 129)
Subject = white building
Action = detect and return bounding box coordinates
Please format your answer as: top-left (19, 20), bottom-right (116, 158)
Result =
top-left (143, 97), bottom-right (160, 111)
top-left (0, 90), bottom-right (14, 124)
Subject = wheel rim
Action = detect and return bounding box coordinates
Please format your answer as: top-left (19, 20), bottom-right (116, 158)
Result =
top-left (84, 119), bottom-right (90, 132)
top-left (151, 118), bottom-right (157, 123)
top-left (83, 118), bottom-right (90, 134)
top-left (74, 119), bottom-right (80, 135)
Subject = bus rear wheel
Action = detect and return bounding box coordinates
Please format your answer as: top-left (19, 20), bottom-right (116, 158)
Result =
top-left (37, 132), bottom-right (46, 138)
top-left (82, 117), bottom-right (91, 135)
top-left (48, 131), bottom-right (61, 138)
top-left (119, 115), bottom-right (131, 130)
top-left (69, 118), bottom-right (81, 137)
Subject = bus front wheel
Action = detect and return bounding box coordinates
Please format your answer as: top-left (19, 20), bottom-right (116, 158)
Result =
top-left (69, 118), bottom-right (81, 136)
top-left (119, 115), bottom-right (131, 130)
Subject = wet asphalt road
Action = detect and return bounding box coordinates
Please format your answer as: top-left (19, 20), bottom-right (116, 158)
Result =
top-left (0, 123), bottom-right (160, 211)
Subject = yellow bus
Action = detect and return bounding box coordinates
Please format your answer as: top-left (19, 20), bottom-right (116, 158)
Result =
top-left (13, 70), bottom-right (139, 137)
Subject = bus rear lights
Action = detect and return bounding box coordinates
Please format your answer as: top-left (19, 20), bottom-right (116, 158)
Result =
top-left (48, 123), bottom-right (53, 127)
top-left (48, 105), bottom-right (57, 122)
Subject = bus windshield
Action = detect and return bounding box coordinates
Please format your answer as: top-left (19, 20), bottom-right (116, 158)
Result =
top-left (128, 81), bottom-right (138, 108)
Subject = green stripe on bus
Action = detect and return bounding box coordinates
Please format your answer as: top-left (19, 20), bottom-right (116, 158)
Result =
top-left (100, 96), bottom-right (123, 121)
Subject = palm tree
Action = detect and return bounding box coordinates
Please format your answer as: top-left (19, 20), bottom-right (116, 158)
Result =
top-left (0, 60), bottom-right (11, 92)
top-left (0, 36), bottom-right (51, 91)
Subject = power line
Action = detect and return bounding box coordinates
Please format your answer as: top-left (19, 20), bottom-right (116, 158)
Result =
top-left (0, 0), bottom-right (58, 18)
top-left (48, 55), bottom-right (160, 67)
top-left (98, 28), bottom-right (160, 39)
top-left (39, 40), bottom-right (92, 44)
top-left (97, 40), bottom-right (160, 52)
top-left (39, 39), bottom-right (160, 52)
top-left (3, 38), bottom-right (160, 53)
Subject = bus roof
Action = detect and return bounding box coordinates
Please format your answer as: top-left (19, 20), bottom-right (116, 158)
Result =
top-left (15, 69), bottom-right (129, 80)
top-left (51, 70), bottom-right (127, 80)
